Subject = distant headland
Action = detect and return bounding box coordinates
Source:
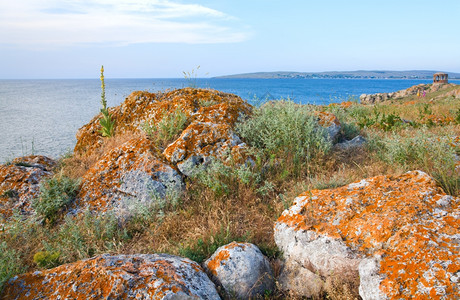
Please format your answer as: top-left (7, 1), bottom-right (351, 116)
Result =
top-left (215, 70), bottom-right (460, 79)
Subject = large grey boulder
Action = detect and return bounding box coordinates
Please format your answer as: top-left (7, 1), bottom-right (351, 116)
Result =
top-left (274, 171), bottom-right (460, 299)
top-left (2, 253), bottom-right (221, 300)
top-left (77, 137), bottom-right (184, 217)
top-left (204, 242), bottom-right (274, 299)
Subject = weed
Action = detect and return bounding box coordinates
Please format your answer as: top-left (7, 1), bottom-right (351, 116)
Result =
top-left (99, 66), bottom-right (115, 137)
top-left (178, 226), bottom-right (248, 263)
top-left (455, 108), bottom-right (460, 124)
top-left (33, 251), bottom-right (60, 269)
top-left (0, 241), bottom-right (25, 292)
top-left (32, 175), bottom-right (80, 224)
top-left (418, 103), bottom-right (432, 119)
top-left (236, 100), bottom-right (331, 176)
top-left (182, 65), bottom-right (208, 88)
top-left (142, 106), bottom-right (188, 150)
top-left (371, 128), bottom-right (460, 195)
top-left (46, 211), bottom-right (130, 263)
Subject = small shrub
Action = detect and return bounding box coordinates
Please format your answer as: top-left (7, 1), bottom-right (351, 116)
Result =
top-left (455, 108), bottom-right (460, 124)
top-left (32, 175), bottom-right (80, 224)
top-left (371, 129), bottom-right (460, 195)
top-left (47, 211), bottom-right (130, 263)
top-left (0, 241), bottom-right (25, 292)
top-left (143, 106), bottom-right (188, 150)
top-left (178, 226), bottom-right (248, 263)
top-left (191, 161), bottom-right (231, 197)
top-left (355, 107), bottom-right (403, 131)
top-left (418, 103), bottom-right (433, 119)
top-left (33, 251), bottom-right (60, 269)
top-left (236, 100), bottom-right (331, 171)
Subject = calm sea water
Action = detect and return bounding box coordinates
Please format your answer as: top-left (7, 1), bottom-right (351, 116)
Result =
top-left (0, 78), bottom-right (447, 162)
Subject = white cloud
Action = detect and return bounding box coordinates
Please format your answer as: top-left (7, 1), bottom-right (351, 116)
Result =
top-left (0, 0), bottom-right (250, 47)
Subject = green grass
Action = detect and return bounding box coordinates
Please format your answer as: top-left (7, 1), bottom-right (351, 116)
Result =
top-left (142, 105), bottom-right (188, 150)
top-left (32, 175), bottom-right (80, 224)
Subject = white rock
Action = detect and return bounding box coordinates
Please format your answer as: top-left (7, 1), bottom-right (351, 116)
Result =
top-left (204, 242), bottom-right (274, 299)
top-left (358, 257), bottom-right (388, 300)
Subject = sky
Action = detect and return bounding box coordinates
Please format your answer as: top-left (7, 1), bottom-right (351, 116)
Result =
top-left (0, 0), bottom-right (459, 79)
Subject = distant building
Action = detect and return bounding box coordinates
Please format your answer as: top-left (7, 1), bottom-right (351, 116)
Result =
top-left (433, 73), bottom-right (448, 84)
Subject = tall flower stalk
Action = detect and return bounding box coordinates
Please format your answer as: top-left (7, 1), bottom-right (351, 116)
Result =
top-left (99, 65), bottom-right (115, 137)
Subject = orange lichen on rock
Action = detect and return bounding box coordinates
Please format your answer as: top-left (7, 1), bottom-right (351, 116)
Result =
top-left (315, 111), bottom-right (340, 127)
top-left (204, 242), bottom-right (274, 298)
top-left (76, 136), bottom-right (183, 215)
top-left (421, 114), bottom-right (454, 126)
top-left (74, 88), bottom-right (250, 157)
top-left (0, 156), bottom-right (55, 221)
top-left (275, 170), bottom-right (460, 299)
top-left (206, 249), bottom-right (230, 276)
top-left (1, 254), bottom-right (220, 300)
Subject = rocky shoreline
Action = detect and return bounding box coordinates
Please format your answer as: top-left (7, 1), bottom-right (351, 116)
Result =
top-left (1, 86), bottom-right (459, 299)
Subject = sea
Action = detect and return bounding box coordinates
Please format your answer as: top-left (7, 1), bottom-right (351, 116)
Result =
top-left (1, 78), bottom-right (453, 163)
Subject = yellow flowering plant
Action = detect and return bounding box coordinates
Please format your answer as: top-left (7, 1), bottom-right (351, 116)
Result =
top-left (99, 65), bottom-right (115, 137)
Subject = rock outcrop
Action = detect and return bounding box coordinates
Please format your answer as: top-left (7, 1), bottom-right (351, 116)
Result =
top-left (275, 170), bottom-right (459, 299)
top-left (74, 88), bottom-right (252, 216)
top-left (360, 83), bottom-right (460, 104)
top-left (74, 88), bottom-right (251, 157)
top-left (163, 122), bottom-right (246, 177)
top-left (1, 253), bottom-right (221, 300)
top-left (204, 242), bottom-right (274, 299)
top-left (76, 137), bottom-right (184, 217)
top-left (0, 155), bottom-right (55, 222)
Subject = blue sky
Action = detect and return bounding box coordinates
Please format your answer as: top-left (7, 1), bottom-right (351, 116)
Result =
top-left (1, 0), bottom-right (459, 78)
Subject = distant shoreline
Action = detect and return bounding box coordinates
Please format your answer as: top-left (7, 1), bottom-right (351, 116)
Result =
top-left (215, 70), bottom-right (460, 80)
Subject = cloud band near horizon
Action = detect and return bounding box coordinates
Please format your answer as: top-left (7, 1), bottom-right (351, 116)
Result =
top-left (0, 0), bottom-right (251, 47)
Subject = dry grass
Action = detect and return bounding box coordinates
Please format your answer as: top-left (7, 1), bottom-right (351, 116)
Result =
top-left (59, 131), bottom-right (142, 179)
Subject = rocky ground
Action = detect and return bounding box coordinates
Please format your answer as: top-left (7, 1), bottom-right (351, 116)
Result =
top-left (1, 85), bottom-right (459, 299)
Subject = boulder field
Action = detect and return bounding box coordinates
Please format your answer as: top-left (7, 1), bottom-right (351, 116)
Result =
top-left (1, 88), bottom-right (458, 299)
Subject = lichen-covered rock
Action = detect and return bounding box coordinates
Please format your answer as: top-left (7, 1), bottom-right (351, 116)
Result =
top-left (204, 242), bottom-right (274, 299)
top-left (74, 88), bottom-right (250, 157)
top-left (76, 137), bottom-right (184, 217)
top-left (1, 253), bottom-right (221, 300)
top-left (360, 83), bottom-right (460, 104)
top-left (274, 170), bottom-right (460, 299)
top-left (315, 111), bottom-right (341, 141)
top-left (163, 122), bottom-right (247, 177)
top-left (0, 155), bottom-right (55, 221)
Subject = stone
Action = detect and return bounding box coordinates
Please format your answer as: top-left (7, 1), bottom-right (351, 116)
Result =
top-left (315, 111), bottom-right (341, 141)
top-left (0, 155), bottom-right (55, 222)
top-left (76, 137), bottom-right (184, 217)
top-left (274, 170), bottom-right (460, 299)
top-left (277, 260), bottom-right (324, 297)
top-left (1, 253), bottom-right (221, 300)
top-left (204, 242), bottom-right (274, 299)
top-left (163, 122), bottom-right (247, 177)
top-left (335, 135), bottom-right (366, 150)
